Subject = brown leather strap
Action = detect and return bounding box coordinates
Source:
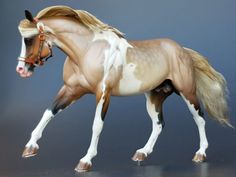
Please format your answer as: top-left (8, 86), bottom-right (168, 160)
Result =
top-left (17, 22), bottom-right (52, 66)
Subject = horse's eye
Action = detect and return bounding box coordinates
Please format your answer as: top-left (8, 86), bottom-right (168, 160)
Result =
top-left (24, 38), bottom-right (33, 46)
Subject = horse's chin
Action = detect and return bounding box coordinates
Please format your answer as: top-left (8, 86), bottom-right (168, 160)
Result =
top-left (19, 71), bottom-right (33, 78)
top-left (16, 63), bottom-right (35, 78)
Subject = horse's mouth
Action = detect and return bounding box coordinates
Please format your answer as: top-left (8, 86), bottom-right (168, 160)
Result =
top-left (16, 64), bottom-right (35, 78)
top-left (19, 71), bottom-right (33, 78)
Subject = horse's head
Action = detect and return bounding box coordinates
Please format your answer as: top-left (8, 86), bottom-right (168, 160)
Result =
top-left (16, 10), bottom-right (53, 78)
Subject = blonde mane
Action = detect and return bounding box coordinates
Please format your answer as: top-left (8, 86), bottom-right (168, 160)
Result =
top-left (19, 5), bottom-right (124, 38)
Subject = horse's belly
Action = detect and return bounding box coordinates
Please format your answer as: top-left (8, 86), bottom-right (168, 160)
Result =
top-left (113, 62), bottom-right (168, 96)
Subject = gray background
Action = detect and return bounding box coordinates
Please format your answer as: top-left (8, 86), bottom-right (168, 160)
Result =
top-left (0, 0), bottom-right (236, 176)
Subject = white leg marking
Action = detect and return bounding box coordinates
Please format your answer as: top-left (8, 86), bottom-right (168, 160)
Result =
top-left (136, 92), bottom-right (163, 156)
top-left (181, 93), bottom-right (208, 156)
top-left (25, 109), bottom-right (54, 148)
top-left (80, 93), bottom-right (105, 165)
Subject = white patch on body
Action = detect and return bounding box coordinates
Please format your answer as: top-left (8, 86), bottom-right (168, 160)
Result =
top-left (135, 92), bottom-right (162, 156)
top-left (25, 109), bottom-right (54, 148)
top-left (181, 93), bottom-right (208, 156)
top-left (119, 63), bottom-right (142, 95)
top-left (93, 31), bottom-right (133, 92)
top-left (93, 31), bottom-right (132, 68)
top-left (92, 33), bottom-right (143, 95)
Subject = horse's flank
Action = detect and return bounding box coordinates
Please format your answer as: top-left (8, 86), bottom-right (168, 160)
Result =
top-left (119, 39), bottom-right (186, 95)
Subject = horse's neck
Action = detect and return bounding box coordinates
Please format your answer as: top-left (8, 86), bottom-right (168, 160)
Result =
top-left (55, 32), bottom-right (93, 61)
top-left (47, 18), bottom-right (94, 63)
top-left (47, 18), bottom-right (132, 74)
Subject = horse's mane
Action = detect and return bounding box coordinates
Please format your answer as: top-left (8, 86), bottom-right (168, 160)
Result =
top-left (19, 6), bottom-right (124, 38)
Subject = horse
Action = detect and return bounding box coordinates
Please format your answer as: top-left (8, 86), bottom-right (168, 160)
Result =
top-left (16, 6), bottom-right (231, 172)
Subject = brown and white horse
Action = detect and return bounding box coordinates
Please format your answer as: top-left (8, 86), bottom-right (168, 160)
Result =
top-left (16, 6), bottom-right (231, 172)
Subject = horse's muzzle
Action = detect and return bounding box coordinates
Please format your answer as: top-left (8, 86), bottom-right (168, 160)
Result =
top-left (16, 64), bottom-right (34, 78)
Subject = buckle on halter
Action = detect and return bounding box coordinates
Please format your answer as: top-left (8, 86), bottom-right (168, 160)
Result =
top-left (39, 34), bottom-right (45, 41)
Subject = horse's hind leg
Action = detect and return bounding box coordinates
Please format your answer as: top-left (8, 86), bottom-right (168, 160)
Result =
top-left (180, 92), bottom-right (208, 162)
top-left (22, 85), bottom-right (86, 158)
top-left (132, 82), bottom-right (173, 163)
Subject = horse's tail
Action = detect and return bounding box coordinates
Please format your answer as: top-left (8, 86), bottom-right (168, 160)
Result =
top-left (184, 47), bottom-right (232, 127)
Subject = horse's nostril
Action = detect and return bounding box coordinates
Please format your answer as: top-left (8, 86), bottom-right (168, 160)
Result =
top-left (17, 67), bottom-right (23, 72)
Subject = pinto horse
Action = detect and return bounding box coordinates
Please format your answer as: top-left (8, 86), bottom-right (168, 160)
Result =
top-left (16, 6), bottom-right (230, 172)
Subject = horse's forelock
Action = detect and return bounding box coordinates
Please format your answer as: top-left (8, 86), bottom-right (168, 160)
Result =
top-left (19, 19), bottom-right (36, 29)
top-left (18, 19), bottom-right (38, 38)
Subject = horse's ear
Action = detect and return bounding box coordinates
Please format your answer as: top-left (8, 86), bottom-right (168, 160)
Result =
top-left (25, 10), bottom-right (34, 22)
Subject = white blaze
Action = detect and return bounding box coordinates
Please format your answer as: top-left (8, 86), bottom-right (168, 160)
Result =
top-left (20, 37), bottom-right (26, 58)
top-left (17, 38), bottom-right (27, 69)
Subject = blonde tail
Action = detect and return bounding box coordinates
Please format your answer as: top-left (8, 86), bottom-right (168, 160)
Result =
top-left (184, 48), bottom-right (232, 127)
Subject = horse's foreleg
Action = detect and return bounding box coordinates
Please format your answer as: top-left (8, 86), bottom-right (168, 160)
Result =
top-left (75, 88), bottom-right (111, 172)
top-left (132, 88), bottom-right (172, 163)
top-left (22, 85), bottom-right (85, 158)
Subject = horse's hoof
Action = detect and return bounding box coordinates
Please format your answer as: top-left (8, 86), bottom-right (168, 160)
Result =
top-left (132, 151), bottom-right (147, 163)
top-left (192, 153), bottom-right (206, 163)
top-left (74, 161), bottom-right (92, 172)
top-left (22, 146), bottom-right (38, 158)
